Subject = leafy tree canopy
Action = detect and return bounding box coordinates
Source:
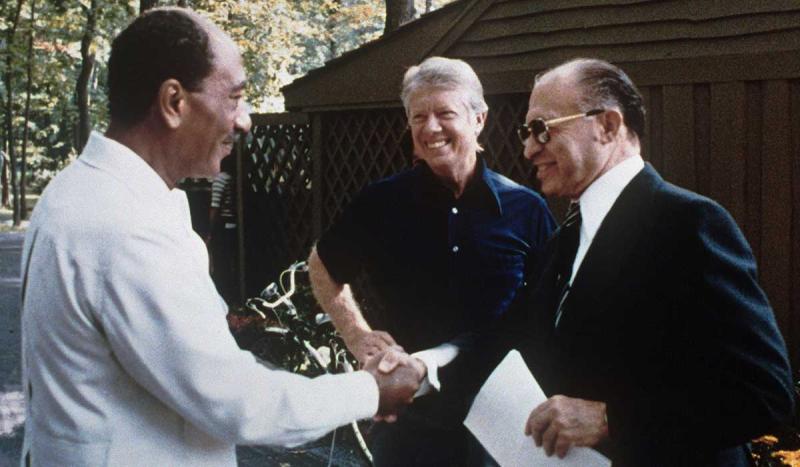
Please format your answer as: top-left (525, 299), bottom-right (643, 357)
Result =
top-left (0, 0), bottom-right (454, 212)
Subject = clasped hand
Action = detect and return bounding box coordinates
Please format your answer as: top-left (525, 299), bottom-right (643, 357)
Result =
top-left (363, 347), bottom-right (426, 422)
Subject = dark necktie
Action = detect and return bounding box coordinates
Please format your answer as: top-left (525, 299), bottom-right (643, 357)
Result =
top-left (554, 202), bottom-right (581, 328)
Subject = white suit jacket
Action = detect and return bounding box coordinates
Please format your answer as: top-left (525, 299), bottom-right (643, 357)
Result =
top-left (20, 132), bottom-right (378, 466)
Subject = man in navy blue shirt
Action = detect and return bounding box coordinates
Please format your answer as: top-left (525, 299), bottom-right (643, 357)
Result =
top-left (308, 57), bottom-right (555, 466)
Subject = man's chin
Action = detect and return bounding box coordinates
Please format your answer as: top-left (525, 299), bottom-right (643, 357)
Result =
top-left (537, 180), bottom-right (557, 197)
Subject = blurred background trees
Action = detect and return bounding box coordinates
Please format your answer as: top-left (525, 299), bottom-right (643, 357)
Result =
top-left (0, 0), bottom-right (454, 225)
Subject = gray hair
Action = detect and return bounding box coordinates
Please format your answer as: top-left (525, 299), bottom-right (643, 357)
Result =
top-left (400, 57), bottom-right (488, 116)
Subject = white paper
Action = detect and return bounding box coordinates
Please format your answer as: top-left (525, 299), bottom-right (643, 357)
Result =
top-left (464, 350), bottom-right (611, 467)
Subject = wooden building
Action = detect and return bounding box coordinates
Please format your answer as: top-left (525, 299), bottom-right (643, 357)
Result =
top-left (240, 0), bottom-right (800, 370)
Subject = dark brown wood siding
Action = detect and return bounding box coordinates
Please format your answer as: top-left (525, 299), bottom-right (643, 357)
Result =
top-left (444, 0), bottom-right (800, 86)
top-left (632, 79), bottom-right (800, 369)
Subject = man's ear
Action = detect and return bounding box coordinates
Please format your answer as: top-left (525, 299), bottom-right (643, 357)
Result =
top-left (474, 111), bottom-right (487, 135)
top-left (598, 109), bottom-right (623, 144)
top-left (157, 79), bottom-right (186, 129)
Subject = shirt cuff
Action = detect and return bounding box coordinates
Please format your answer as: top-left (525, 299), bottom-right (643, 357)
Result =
top-left (411, 343), bottom-right (460, 397)
top-left (350, 370), bottom-right (380, 419)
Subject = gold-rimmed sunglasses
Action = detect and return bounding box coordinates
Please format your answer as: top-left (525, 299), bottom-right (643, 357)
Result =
top-left (517, 109), bottom-right (605, 144)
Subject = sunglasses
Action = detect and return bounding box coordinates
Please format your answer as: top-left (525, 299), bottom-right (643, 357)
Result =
top-left (517, 109), bottom-right (605, 144)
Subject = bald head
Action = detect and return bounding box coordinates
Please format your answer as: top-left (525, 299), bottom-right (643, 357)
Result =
top-left (536, 58), bottom-right (646, 142)
top-left (108, 7), bottom-right (223, 127)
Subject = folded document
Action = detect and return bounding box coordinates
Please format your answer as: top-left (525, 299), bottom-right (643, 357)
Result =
top-left (464, 350), bottom-right (610, 467)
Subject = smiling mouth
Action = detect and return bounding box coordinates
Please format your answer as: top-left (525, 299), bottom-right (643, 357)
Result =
top-left (426, 140), bottom-right (448, 149)
top-left (535, 162), bottom-right (556, 175)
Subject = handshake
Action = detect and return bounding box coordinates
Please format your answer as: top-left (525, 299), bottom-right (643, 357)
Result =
top-left (354, 331), bottom-right (427, 422)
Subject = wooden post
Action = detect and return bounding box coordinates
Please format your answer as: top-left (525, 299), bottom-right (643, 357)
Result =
top-left (311, 113), bottom-right (323, 239)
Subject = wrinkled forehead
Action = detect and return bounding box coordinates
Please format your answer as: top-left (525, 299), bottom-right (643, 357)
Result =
top-left (208, 25), bottom-right (241, 63)
top-left (528, 69), bottom-right (583, 118)
top-left (408, 85), bottom-right (471, 112)
top-left (205, 28), bottom-right (246, 84)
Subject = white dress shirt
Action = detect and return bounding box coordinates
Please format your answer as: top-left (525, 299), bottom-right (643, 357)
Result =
top-left (570, 155), bottom-right (645, 284)
top-left (20, 132), bottom-right (378, 467)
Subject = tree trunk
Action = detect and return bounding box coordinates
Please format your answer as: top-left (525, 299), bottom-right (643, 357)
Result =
top-left (140, 0), bottom-right (158, 14)
top-left (326, 0), bottom-right (342, 60)
top-left (76, 0), bottom-right (96, 152)
top-left (1, 155), bottom-right (8, 208)
top-left (384, 0), bottom-right (415, 35)
top-left (20, 0), bottom-right (36, 220)
top-left (3, 0), bottom-right (25, 224)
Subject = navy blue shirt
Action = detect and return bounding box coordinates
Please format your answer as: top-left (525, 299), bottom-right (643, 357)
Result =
top-left (317, 158), bottom-right (555, 352)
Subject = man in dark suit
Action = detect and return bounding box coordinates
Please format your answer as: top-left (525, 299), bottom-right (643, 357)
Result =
top-left (443, 58), bottom-right (795, 466)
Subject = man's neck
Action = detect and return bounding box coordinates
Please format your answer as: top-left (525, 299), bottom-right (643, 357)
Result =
top-left (106, 122), bottom-right (177, 189)
top-left (589, 135), bottom-right (641, 190)
top-left (428, 153), bottom-right (478, 199)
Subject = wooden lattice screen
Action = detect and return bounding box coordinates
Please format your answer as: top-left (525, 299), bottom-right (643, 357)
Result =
top-left (318, 108), bottom-right (411, 229)
top-left (241, 113), bottom-right (313, 294)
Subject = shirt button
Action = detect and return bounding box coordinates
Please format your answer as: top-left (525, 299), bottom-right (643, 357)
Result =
top-left (451, 207), bottom-right (458, 214)
top-left (452, 245), bottom-right (459, 253)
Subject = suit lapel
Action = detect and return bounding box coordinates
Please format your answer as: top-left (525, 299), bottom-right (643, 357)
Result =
top-left (558, 164), bottom-right (662, 329)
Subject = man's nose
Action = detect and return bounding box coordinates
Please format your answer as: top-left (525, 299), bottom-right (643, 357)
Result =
top-left (422, 114), bottom-right (442, 132)
top-left (522, 135), bottom-right (542, 160)
top-left (235, 102), bottom-right (252, 134)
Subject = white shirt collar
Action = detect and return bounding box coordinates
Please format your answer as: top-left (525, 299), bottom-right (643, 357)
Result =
top-left (578, 154), bottom-right (645, 243)
top-left (80, 131), bottom-right (175, 200)
top-left (568, 154), bottom-right (644, 283)
top-left (79, 132), bottom-right (193, 226)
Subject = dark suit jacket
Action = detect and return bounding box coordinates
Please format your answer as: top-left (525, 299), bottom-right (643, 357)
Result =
top-left (444, 164), bottom-right (795, 466)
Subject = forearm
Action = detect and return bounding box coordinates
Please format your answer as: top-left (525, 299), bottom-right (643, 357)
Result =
top-left (308, 246), bottom-right (371, 345)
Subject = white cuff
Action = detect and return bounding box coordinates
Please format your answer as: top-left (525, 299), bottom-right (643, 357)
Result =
top-left (411, 343), bottom-right (460, 397)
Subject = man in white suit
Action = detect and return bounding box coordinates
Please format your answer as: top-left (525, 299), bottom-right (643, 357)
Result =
top-left (19, 7), bottom-right (421, 466)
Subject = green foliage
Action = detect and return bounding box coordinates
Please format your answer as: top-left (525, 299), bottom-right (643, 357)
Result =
top-left (2, 0), bottom-right (136, 199)
top-left (1, 0), bottom-right (456, 197)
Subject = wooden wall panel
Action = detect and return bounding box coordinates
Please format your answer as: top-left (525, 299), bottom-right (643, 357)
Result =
top-left (645, 86), bottom-right (663, 172)
top-left (660, 85), bottom-right (696, 191)
top-left (760, 80), bottom-right (793, 339)
top-left (455, 29), bottom-right (800, 72)
top-left (744, 83), bottom-right (763, 263)
top-left (693, 84), bottom-right (711, 196)
top-left (709, 82), bottom-right (747, 227)
top-left (483, 0), bottom-right (800, 23)
top-left (484, 0), bottom-right (649, 19)
top-left (639, 86), bottom-right (652, 166)
top-left (467, 9), bottom-right (800, 45)
top-left (648, 78), bottom-right (796, 364)
top-left (791, 79), bottom-right (800, 369)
